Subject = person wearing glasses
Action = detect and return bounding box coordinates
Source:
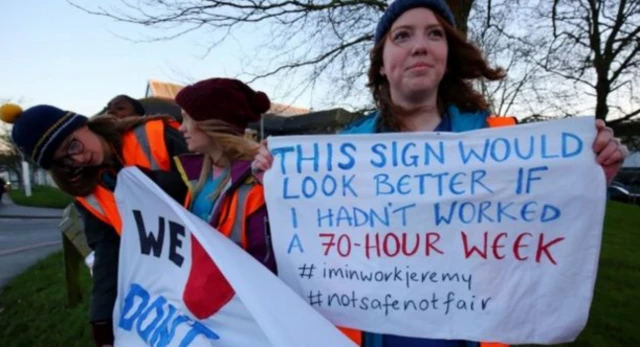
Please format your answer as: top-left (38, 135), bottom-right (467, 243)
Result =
top-left (0, 102), bottom-right (189, 347)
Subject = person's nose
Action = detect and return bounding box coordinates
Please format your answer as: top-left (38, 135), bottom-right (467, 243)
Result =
top-left (410, 36), bottom-right (429, 56)
top-left (68, 152), bottom-right (85, 165)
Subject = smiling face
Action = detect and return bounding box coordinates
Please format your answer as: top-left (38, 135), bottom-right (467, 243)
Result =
top-left (380, 8), bottom-right (448, 105)
top-left (178, 112), bottom-right (213, 153)
top-left (52, 126), bottom-right (105, 167)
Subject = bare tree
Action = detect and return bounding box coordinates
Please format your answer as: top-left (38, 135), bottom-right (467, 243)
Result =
top-left (524, 0), bottom-right (640, 123)
top-left (467, 0), bottom-right (550, 117)
top-left (0, 97), bottom-right (28, 187)
top-left (0, 124), bottom-right (23, 187)
top-left (68, 0), bottom-right (481, 109)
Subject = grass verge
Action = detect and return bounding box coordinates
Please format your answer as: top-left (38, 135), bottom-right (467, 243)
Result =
top-left (8, 185), bottom-right (73, 208)
top-left (0, 251), bottom-right (93, 347)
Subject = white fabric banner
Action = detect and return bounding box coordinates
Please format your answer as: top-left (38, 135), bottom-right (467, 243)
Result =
top-left (263, 116), bottom-right (607, 344)
top-left (112, 168), bottom-right (357, 347)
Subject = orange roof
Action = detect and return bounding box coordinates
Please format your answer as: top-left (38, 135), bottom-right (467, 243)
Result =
top-left (146, 80), bottom-right (185, 99)
top-left (145, 79), bottom-right (309, 116)
top-left (267, 103), bottom-right (309, 117)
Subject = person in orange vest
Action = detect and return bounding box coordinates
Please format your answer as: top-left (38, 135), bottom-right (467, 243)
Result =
top-left (0, 103), bottom-right (189, 347)
top-left (252, 0), bottom-right (629, 346)
top-left (171, 77), bottom-right (277, 273)
top-left (171, 77), bottom-right (365, 344)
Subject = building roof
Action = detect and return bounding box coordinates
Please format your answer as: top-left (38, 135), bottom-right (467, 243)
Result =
top-left (267, 103), bottom-right (310, 117)
top-left (248, 108), bottom-right (359, 135)
top-left (145, 79), bottom-right (310, 117)
top-left (138, 97), bottom-right (183, 122)
top-left (146, 80), bottom-right (185, 99)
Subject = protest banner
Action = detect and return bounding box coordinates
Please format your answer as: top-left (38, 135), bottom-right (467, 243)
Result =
top-left (112, 168), bottom-right (358, 347)
top-left (263, 116), bottom-right (607, 344)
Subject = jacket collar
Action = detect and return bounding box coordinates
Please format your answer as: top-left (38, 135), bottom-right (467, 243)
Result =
top-left (341, 105), bottom-right (490, 134)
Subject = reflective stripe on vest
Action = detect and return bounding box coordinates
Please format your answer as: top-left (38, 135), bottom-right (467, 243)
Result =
top-left (215, 181), bottom-right (264, 247)
top-left (77, 188), bottom-right (110, 226)
top-left (121, 119), bottom-right (171, 171)
top-left (218, 183), bottom-right (253, 247)
top-left (79, 184), bottom-right (124, 232)
top-left (75, 120), bottom-right (171, 235)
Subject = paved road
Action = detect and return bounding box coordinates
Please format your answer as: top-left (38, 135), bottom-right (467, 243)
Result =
top-left (0, 194), bottom-right (64, 219)
top-left (0, 218), bottom-right (62, 289)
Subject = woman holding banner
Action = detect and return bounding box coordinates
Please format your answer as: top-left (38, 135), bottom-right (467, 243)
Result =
top-left (170, 77), bottom-right (363, 345)
top-left (172, 77), bottom-right (276, 273)
top-left (0, 103), bottom-right (189, 347)
top-left (252, 0), bottom-right (629, 346)
top-left (170, 78), bottom-right (277, 306)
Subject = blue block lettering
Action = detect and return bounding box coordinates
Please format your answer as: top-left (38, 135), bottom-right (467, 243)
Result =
top-left (370, 143), bottom-right (387, 168)
top-left (514, 136), bottom-right (534, 160)
top-left (497, 202), bottom-right (518, 222)
top-left (521, 202), bottom-right (538, 222)
top-left (374, 173), bottom-right (394, 195)
top-left (401, 143), bottom-right (418, 167)
top-left (119, 283), bottom-right (150, 331)
top-left (179, 321), bottom-right (220, 347)
top-left (434, 202), bottom-right (456, 226)
top-left (541, 204), bottom-right (561, 222)
top-left (342, 175), bottom-right (358, 197)
top-left (291, 207), bottom-right (298, 228)
top-left (471, 170), bottom-right (493, 195)
top-left (136, 296), bottom-right (167, 342)
top-left (458, 202), bottom-right (476, 224)
top-left (425, 141), bottom-right (445, 165)
top-left (282, 177), bottom-right (300, 199)
top-left (296, 143), bottom-right (319, 173)
top-left (302, 177), bottom-right (317, 198)
top-left (490, 138), bottom-right (511, 162)
top-left (449, 172), bottom-right (466, 195)
top-left (562, 132), bottom-right (583, 157)
top-left (288, 234), bottom-right (305, 253)
top-left (149, 305), bottom-right (177, 346)
top-left (271, 146), bottom-right (294, 175)
top-left (338, 143), bottom-right (356, 170)
top-left (459, 139), bottom-right (490, 164)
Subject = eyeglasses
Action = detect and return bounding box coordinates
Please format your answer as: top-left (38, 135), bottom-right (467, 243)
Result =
top-left (55, 138), bottom-right (84, 167)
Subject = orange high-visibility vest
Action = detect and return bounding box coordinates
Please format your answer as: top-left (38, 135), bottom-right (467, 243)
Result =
top-left (487, 115), bottom-right (518, 128)
top-left (75, 119), bottom-right (174, 234)
top-left (180, 175), bottom-right (266, 250)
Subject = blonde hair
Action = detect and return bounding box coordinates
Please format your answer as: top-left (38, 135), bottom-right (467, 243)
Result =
top-left (185, 117), bottom-right (259, 202)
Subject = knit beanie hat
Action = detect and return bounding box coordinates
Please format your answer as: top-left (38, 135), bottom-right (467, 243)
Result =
top-left (374, 0), bottom-right (456, 44)
top-left (175, 78), bottom-right (271, 132)
top-left (0, 103), bottom-right (88, 169)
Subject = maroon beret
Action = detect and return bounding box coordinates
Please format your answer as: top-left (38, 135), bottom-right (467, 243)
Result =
top-left (175, 78), bottom-right (271, 131)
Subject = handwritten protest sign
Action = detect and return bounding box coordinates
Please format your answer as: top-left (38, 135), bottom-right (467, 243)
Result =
top-left (263, 116), bottom-right (607, 344)
top-left (112, 168), bottom-right (357, 347)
